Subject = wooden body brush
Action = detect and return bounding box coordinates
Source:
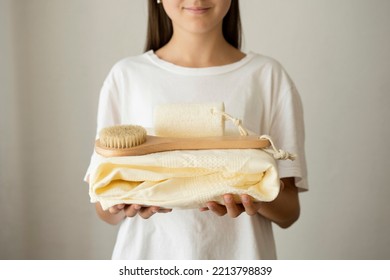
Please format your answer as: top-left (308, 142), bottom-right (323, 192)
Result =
top-left (95, 125), bottom-right (271, 157)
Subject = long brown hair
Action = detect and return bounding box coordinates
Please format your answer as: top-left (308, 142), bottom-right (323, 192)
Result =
top-left (144, 0), bottom-right (242, 52)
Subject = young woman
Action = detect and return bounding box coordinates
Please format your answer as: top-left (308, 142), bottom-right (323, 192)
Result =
top-left (86, 0), bottom-right (307, 259)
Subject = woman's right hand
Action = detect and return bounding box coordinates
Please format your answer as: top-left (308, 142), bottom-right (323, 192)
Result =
top-left (109, 204), bottom-right (172, 219)
top-left (95, 202), bottom-right (172, 225)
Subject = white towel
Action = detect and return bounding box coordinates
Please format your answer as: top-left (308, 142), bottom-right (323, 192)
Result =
top-left (89, 149), bottom-right (280, 210)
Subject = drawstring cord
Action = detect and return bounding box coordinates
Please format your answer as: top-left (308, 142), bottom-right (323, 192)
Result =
top-left (211, 108), bottom-right (249, 136)
top-left (211, 107), bottom-right (296, 161)
top-left (259, 135), bottom-right (296, 161)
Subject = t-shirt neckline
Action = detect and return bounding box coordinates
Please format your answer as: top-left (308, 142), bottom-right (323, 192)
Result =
top-left (145, 50), bottom-right (255, 76)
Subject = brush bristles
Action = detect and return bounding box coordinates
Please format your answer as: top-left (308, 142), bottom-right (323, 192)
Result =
top-left (99, 125), bottom-right (147, 149)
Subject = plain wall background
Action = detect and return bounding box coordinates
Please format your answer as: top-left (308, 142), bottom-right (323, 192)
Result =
top-left (1, 0), bottom-right (389, 259)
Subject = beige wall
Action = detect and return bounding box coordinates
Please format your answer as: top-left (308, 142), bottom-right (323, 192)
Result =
top-left (1, 0), bottom-right (389, 259)
top-left (1, 0), bottom-right (25, 259)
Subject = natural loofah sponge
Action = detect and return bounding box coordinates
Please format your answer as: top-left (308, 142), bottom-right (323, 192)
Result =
top-left (154, 103), bottom-right (225, 137)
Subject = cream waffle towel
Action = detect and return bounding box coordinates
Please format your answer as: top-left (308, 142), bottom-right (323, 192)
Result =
top-left (89, 148), bottom-right (280, 210)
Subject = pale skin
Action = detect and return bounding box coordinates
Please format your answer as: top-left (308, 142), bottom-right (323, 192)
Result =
top-left (94, 0), bottom-right (300, 228)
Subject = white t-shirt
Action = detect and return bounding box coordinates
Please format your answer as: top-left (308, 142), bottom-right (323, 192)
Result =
top-left (85, 50), bottom-right (308, 260)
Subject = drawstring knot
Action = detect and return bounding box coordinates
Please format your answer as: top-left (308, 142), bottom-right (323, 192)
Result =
top-left (259, 135), bottom-right (296, 161)
top-left (211, 108), bottom-right (249, 136)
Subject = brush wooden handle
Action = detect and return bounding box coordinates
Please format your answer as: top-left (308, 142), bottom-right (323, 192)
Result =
top-left (95, 135), bottom-right (270, 157)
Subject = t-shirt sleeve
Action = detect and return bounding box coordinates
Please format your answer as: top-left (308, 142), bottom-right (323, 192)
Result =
top-left (270, 71), bottom-right (308, 191)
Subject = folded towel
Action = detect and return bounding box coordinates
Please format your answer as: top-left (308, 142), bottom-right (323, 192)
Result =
top-left (89, 149), bottom-right (280, 210)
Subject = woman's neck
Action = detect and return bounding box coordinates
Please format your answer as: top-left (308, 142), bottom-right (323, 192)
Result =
top-left (155, 31), bottom-right (245, 68)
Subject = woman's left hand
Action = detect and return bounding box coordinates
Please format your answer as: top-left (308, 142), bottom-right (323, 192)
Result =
top-left (200, 194), bottom-right (261, 218)
top-left (200, 180), bottom-right (286, 218)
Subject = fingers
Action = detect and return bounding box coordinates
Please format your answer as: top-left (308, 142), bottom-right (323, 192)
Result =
top-left (206, 201), bottom-right (227, 216)
top-left (204, 194), bottom-right (260, 218)
top-left (108, 204), bottom-right (126, 214)
top-left (123, 204), bottom-right (143, 218)
top-left (110, 204), bottom-right (172, 219)
top-left (223, 194), bottom-right (245, 218)
top-left (137, 206), bottom-right (172, 219)
top-left (240, 194), bottom-right (260, 216)
top-left (206, 195), bottom-right (245, 218)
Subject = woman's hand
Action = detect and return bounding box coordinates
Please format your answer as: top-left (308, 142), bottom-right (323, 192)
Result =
top-left (109, 204), bottom-right (172, 219)
top-left (95, 202), bottom-right (172, 225)
top-left (200, 194), bottom-right (261, 218)
top-left (200, 178), bottom-right (300, 228)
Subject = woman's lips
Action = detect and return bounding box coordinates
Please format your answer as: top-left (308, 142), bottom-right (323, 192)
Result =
top-left (183, 7), bottom-right (211, 14)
